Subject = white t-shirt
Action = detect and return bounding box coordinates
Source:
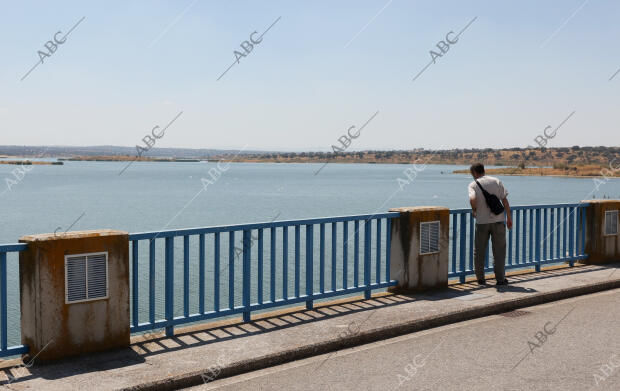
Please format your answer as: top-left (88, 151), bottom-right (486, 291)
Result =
top-left (468, 175), bottom-right (508, 224)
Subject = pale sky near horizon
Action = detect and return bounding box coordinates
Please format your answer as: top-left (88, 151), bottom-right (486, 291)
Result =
top-left (1, 0), bottom-right (619, 151)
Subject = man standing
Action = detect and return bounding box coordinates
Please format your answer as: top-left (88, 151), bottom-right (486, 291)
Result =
top-left (468, 163), bottom-right (512, 285)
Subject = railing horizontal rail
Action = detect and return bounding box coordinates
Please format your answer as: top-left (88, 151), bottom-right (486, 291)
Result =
top-left (0, 243), bottom-right (28, 252)
top-left (128, 212), bottom-right (400, 241)
top-left (450, 203), bottom-right (589, 214)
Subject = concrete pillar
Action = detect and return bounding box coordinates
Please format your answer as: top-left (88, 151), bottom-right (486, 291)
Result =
top-left (19, 230), bottom-right (129, 361)
top-left (388, 207), bottom-right (449, 292)
top-left (583, 200), bottom-right (620, 264)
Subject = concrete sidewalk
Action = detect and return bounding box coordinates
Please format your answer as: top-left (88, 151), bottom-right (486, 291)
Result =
top-left (2, 263), bottom-right (619, 391)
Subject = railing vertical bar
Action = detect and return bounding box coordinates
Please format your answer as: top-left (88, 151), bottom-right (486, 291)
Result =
top-left (364, 220), bottom-right (371, 299)
top-left (242, 230), bottom-right (251, 322)
top-left (183, 235), bottom-right (189, 318)
top-left (320, 223), bottom-right (325, 293)
top-left (555, 208), bottom-right (560, 260)
top-left (562, 207), bottom-right (568, 261)
top-left (214, 232), bottom-right (220, 312)
top-left (581, 206), bottom-right (587, 256)
top-left (295, 225), bottom-right (300, 298)
top-left (229, 231), bottom-right (235, 310)
top-left (508, 210), bottom-right (513, 266)
top-left (451, 214), bottom-right (457, 275)
top-left (459, 213), bottom-right (466, 283)
top-left (376, 218), bottom-right (381, 284)
top-left (535, 209), bottom-right (541, 272)
top-left (550, 208), bottom-right (555, 260)
top-left (199, 234), bottom-right (205, 314)
top-left (270, 227), bottom-right (276, 303)
top-left (523, 209), bottom-right (528, 264)
top-left (575, 206), bottom-right (580, 256)
top-left (528, 209), bottom-right (534, 265)
top-left (558, 207), bottom-right (563, 259)
top-left (581, 206), bottom-right (586, 256)
top-left (569, 207), bottom-right (575, 265)
top-left (164, 237), bottom-right (174, 337)
top-left (0, 252), bottom-right (7, 351)
top-left (521, 209), bottom-right (528, 263)
top-left (386, 218), bottom-right (392, 282)
top-left (283, 227), bottom-right (288, 299)
top-left (541, 208), bottom-right (549, 261)
top-left (515, 209), bottom-right (520, 264)
top-left (131, 240), bottom-right (139, 328)
top-left (354, 220), bottom-right (360, 287)
top-left (576, 207), bottom-right (582, 256)
top-left (149, 239), bottom-right (155, 325)
top-left (543, 208), bottom-right (548, 261)
top-left (258, 228), bottom-right (264, 305)
top-left (305, 224), bottom-right (314, 309)
top-left (469, 213), bottom-right (474, 271)
top-left (331, 222), bottom-right (337, 292)
top-left (343, 221), bottom-right (348, 290)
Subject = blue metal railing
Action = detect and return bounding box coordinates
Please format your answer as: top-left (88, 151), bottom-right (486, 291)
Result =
top-left (0, 203), bottom-right (594, 355)
top-left (0, 243), bottom-right (29, 357)
top-left (128, 213), bottom-right (399, 336)
top-left (449, 203), bottom-right (589, 282)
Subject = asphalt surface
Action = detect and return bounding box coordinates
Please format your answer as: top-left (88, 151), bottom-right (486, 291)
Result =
top-left (190, 288), bottom-right (620, 391)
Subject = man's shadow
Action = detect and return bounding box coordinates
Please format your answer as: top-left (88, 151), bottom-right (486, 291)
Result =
top-left (494, 284), bottom-right (537, 293)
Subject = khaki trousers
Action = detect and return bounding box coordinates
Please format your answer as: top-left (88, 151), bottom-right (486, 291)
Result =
top-left (474, 222), bottom-right (506, 281)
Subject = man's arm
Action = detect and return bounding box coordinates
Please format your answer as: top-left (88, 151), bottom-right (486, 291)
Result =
top-left (503, 197), bottom-right (512, 229)
top-left (468, 183), bottom-right (477, 217)
top-left (469, 196), bottom-right (477, 217)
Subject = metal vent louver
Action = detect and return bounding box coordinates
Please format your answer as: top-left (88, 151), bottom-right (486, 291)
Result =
top-left (604, 210), bottom-right (618, 236)
top-left (65, 252), bottom-right (108, 304)
top-left (420, 221), bottom-right (440, 254)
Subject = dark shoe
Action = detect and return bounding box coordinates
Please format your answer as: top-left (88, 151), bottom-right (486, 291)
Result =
top-left (496, 279), bottom-right (509, 286)
top-left (477, 279), bottom-right (487, 285)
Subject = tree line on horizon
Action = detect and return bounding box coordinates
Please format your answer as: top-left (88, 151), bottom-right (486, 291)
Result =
top-left (220, 146), bottom-right (620, 168)
top-left (2, 145), bottom-right (619, 168)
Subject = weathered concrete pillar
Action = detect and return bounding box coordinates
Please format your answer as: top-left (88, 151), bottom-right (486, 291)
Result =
top-left (388, 207), bottom-right (449, 292)
top-left (19, 230), bottom-right (129, 361)
top-left (583, 200), bottom-right (620, 264)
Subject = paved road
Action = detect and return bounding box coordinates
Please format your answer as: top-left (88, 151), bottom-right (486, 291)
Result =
top-left (189, 288), bottom-right (620, 390)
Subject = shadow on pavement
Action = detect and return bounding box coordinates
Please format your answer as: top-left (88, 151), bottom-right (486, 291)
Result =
top-left (0, 348), bottom-right (145, 384)
top-left (133, 294), bottom-right (416, 359)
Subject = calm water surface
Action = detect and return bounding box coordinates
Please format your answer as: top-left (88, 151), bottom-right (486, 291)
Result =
top-left (2, 161), bottom-right (619, 242)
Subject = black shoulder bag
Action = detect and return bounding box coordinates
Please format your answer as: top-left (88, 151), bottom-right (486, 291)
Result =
top-left (475, 179), bottom-right (505, 215)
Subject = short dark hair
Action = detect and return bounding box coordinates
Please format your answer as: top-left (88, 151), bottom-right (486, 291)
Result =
top-left (470, 163), bottom-right (485, 175)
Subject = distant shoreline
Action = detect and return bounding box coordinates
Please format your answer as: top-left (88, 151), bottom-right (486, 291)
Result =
top-left (1, 146), bottom-right (619, 168)
top-left (0, 160), bottom-right (63, 166)
top-left (2, 152), bottom-right (620, 179)
top-left (57, 156), bottom-right (201, 163)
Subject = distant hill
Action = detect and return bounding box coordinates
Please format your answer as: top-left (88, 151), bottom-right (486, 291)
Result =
top-left (2, 146), bottom-right (620, 170)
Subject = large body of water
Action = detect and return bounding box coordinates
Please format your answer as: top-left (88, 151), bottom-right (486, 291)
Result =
top-left (1, 160), bottom-right (619, 347)
top-left (2, 160), bottom-right (619, 243)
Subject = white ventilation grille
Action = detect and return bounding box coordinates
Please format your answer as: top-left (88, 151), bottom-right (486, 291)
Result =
top-left (604, 210), bottom-right (618, 236)
top-left (420, 221), bottom-right (440, 254)
top-left (65, 252), bottom-right (109, 304)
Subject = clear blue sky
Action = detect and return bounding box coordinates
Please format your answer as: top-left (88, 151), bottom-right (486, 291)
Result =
top-left (1, 0), bottom-right (619, 151)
